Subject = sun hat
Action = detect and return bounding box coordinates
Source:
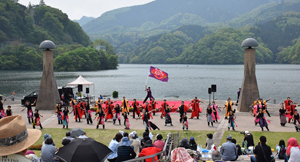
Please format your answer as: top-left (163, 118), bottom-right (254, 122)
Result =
top-left (121, 137), bottom-right (132, 146)
top-left (0, 115), bottom-right (41, 156)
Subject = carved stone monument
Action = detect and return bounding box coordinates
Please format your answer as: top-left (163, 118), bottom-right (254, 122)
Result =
top-left (237, 38), bottom-right (260, 112)
top-left (36, 40), bottom-right (60, 110)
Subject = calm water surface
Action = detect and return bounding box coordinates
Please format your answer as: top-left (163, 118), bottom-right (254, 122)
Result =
top-left (0, 64), bottom-right (299, 102)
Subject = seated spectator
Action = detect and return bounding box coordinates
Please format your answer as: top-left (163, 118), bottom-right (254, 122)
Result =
top-left (41, 137), bottom-right (56, 162)
top-left (206, 133), bottom-right (214, 150)
top-left (212, 150), bottom-right (222, 161)
top-left (141, 131), bottom-right (149, 147)
top-left (231, 139), bottom-right (242, 156)
top-left (220, 135), bottom-right (237, 161)
top-left (129, 131), bottom-right (141, 157)
top-left (116, 137), bottom-right (136, 162)
top-left (62, 131), bottom-right (74, 141)
top-left (139, 140), bottom-right (161, 162)
top-left (43, 133), bottom-right (55, 146)
top-left (286, 137), bottom-right (300, 162)
top-left (189, 137), bottom-right (197, 151)
top-left (276, 139), bottom-right (286, 159)
top-left (171, 147), bottom-right (194, 162)
top-left (123, 132), bottom-right (129, 138)
top-left (141, 136), bottom-right (151, 150)
top-left (250, 136), bottom-right (273, 162)
top-left (25, 151), bottom-right (40, 162)
top-left (0, 115), bottom-right (41, 162)
top-left (242, 131), bottom-right (254, 148)
top-left (78, 132), bottom-right (88, 139)
top-left (179, 138), bottom-right (191, 149)
top-left (107, 133), bottom-right (123, 162)
top-left (153, 134), bottom-right (165, 150)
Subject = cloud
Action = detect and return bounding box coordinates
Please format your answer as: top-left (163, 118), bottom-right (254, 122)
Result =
top-left (18, 0), bottom-right (154, 20)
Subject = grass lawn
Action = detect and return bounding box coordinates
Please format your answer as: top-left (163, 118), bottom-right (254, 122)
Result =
top-left (221, 131), bottom-right (300, 150)
top-left (32, 128), bottom-right (214, 157)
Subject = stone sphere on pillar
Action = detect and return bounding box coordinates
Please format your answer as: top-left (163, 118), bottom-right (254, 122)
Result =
top-left (39, 40), bottom-right (56, 51)
top-left (241, 38), bottom-right (258, 49)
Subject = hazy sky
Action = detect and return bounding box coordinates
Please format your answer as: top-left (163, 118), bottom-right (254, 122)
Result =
top-left (18, 0), bottom-right (154, 20)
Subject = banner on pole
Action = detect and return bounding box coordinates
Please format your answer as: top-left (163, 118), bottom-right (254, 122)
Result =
top-left (148, 66), bottom-right (168, 82)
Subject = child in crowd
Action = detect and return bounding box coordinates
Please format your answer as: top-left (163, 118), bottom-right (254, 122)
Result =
top-left (6, 105), bottom-right (12, 117)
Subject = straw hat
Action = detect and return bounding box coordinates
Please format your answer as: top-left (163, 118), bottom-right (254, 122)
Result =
top-left (0, 115), bottom-right (41, 156)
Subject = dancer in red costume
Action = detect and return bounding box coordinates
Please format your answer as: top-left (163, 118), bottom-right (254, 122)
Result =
top-left (189, 97), bottom-right (201, 119)
top-left (160, 99), bottom-right (169, 119)
top-left (131, 99), bottom-right (140, 118)
top-left (150, 98), bottom-right (158, 116)
top-left (178, 101), bottom-right (188, 122)
top-left (105, 100), bottom-right (114, 121)
top-left (211, 101), bottom-right (220, 122)
top-left (143, 102), bottom-right (153, 120)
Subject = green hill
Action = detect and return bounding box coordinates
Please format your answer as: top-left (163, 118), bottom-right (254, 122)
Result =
top-left (0, 0), bottom-right (118, 71)
top-left (0, 0), bottom-right (91, 46)
top-left (83, 0), bottom-right (275, 40)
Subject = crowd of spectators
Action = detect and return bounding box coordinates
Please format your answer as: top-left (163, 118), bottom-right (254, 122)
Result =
top-left (1, 115), bottom-right (300, 162)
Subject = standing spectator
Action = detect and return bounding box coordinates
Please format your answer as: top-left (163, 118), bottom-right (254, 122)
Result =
top-left (206, 133), bottom-right (214, 150)
top-left (220, 135), bottom-right (237, 161)
top-left (139, 140), bottom-right (161, 162)
top-left (250, 136), bottom-right (273, 162)
top-left (189, 137), bottom-right (197, 151)
top-left (153, 134), bottom-right (165, 150)
top-left (129, 131), bottom-right (141, 157)
top-left (242, 131), bottom-right (254, 148)
top-left (107, 133), bottom-right (123, 162)
top-left (0, 115), bottom-right (41, 161)
top-left (41, 137), bottom-right (56, 162)
top-left (116, 137), bottom-right (136, 162)
top-left (286, 137), bottom-right (300, 162)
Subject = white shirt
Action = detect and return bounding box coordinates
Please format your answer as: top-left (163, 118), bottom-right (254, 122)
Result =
top-left (78, 135), bottom-right (88, 139)
top-left (0, 154), bottom-right (32, 162)
top-left (288, 147), bottom-right (300, 162)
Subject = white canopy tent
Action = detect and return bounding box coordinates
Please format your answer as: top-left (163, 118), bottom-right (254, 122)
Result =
top-left (67, 75), bottom-right (95, 101)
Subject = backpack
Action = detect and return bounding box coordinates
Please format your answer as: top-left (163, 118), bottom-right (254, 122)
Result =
top-left (278, 146), bottom-right (286, 159)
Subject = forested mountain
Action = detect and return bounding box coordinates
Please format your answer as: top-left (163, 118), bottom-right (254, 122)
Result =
top-left (73, 16), bottom-right (95, 26)
top-left (83, 0), bottom-right (277, 40)
top-left (0, 0), bottom-right (118, 71)
top-left (117, 10), bottom-right (300, 64)
top-left (0, 0), bottom-right (91, 45)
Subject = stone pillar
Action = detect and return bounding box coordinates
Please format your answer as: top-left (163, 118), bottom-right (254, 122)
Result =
top-left (36, 40), bottom-right (60, 110)
top-left (238, 38), bottom-right (260, 112)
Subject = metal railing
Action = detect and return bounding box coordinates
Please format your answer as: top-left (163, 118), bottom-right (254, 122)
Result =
top-left (124, 131), bottom-right (180, 162)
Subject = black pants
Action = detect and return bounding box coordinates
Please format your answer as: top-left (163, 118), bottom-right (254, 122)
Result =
top-left (133, 108), bottom-right (139, 118)
top-left (86, 113), bottom-right (93, 124)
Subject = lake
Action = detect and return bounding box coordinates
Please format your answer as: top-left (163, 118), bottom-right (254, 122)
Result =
top-left (0, 64), bottom-right (299, 103)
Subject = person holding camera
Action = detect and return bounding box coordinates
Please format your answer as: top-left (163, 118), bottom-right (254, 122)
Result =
top-left (242, 131), bottom-right (254, 148)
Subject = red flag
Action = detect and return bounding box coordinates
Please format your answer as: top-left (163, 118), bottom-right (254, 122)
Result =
top-left (148, 66), bottom-right (168, 82)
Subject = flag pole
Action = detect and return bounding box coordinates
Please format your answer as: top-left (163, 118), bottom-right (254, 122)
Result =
top-left (145, 75), bottom-right (149, 86)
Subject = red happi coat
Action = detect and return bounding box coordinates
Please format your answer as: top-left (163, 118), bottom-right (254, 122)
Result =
top-left (132, 102), bottom-right (141, 115)
top-left (74, 104), bottom-right (83, 120)
top-left (190, 100), bottom-right (200, 118)
top-left (143, 105), bottom-right (153, 119)
top-left (105, 104), bottom-right (114, 120)
top-left (161, 103), bottom-right (169, 117)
